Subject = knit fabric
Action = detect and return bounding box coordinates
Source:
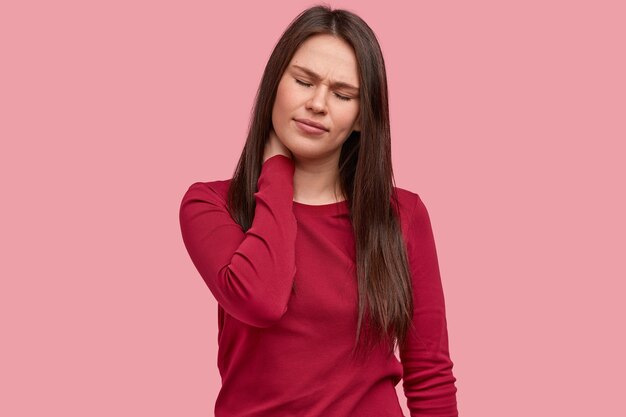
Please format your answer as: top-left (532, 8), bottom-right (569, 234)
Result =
top-left (179, 154), bottom-right (458, 416)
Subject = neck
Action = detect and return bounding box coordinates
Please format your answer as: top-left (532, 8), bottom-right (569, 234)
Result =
top-left (292, 156), bottom-right (345, 204)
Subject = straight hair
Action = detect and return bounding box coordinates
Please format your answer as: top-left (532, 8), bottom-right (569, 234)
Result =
top-left (226, 4), bottom-right (414, 361)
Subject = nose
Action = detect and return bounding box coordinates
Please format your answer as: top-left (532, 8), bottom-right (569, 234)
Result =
top-left (305, 86), bottom-right (328, 114)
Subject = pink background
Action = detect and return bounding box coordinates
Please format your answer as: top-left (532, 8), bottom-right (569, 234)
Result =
top-left (2, 1), bottom-right (624, 416)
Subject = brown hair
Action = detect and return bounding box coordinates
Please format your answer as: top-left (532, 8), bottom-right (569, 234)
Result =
top-left (226, 4), bottom-right (414, 361)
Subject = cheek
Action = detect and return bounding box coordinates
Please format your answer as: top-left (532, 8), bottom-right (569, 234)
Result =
top-left (273, 83), bottom-right (292, 116)
top-left (335, 108), bottom-right (359, 129)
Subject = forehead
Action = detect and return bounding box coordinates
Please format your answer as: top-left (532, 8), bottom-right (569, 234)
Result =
top-left (288, 34), bottom-right (359, 83)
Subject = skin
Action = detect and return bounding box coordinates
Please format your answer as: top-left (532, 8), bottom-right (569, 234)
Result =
top-left (265, 33), bottom-right (361, 205)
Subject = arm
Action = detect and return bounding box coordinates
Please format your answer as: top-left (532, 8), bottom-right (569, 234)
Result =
top-left (399, 193), bottom-right (459, 416)
top-left (178, 155), bottom-right (297, 328)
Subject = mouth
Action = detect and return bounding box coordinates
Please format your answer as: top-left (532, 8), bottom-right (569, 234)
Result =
top-left (294, 119), bottom-right (328, 136)
top-left (294, 118), bottom-right (329, 132)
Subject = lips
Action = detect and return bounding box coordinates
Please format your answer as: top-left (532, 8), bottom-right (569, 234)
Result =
top-left (294, 118), bottom-right (329, 131)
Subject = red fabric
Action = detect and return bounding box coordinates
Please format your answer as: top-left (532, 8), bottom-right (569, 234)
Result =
top-left (179, 155), bottom-right (458, 416)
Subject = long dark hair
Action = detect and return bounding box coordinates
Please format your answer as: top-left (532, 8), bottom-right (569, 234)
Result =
top-left (226, 4), bottom-right (414, 361)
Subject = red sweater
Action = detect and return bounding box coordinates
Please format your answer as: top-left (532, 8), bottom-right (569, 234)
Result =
top-left (179, 155), bottom-right (458, 417)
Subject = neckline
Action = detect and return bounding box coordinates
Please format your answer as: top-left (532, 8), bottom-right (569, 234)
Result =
top-left (292, 199), bottom-right (350, 216)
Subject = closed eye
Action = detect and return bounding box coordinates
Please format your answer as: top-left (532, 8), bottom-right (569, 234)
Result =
top-left (294, 78), bottom-right (353, 102)
top-left (295, 78), bottom-right (312, 88)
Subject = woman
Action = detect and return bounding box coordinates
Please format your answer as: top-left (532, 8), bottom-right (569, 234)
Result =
top-left (179, 5), bottom-right (458, 416)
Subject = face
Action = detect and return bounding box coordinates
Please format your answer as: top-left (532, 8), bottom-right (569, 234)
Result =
top-left (271, 33), bottom-right (361, 162)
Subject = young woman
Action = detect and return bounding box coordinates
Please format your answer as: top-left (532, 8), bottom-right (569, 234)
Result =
top-left (179, 5), bottom-right (458, 416)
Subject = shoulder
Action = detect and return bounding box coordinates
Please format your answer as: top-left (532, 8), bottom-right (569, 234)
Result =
top-left (392, 185), bottom-right (429, 242)
top-left (180, 178), bottom-right (233, 209)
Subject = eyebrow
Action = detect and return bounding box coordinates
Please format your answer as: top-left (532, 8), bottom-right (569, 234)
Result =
top-left (290, 64), bottom-right (360, 93)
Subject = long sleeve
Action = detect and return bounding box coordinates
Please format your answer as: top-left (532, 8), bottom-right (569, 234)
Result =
top-left (178, 154), bottom-right (297, 328)
top-left (399, 193), bottom-right (459, 416)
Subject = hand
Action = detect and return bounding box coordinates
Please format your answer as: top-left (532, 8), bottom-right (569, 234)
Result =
top-left (263, 127), bottom-right (293, 163)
